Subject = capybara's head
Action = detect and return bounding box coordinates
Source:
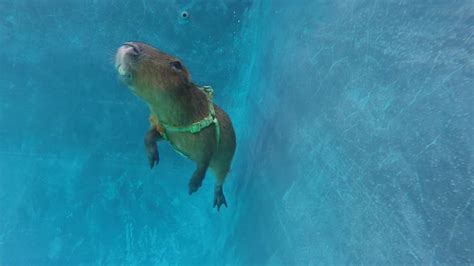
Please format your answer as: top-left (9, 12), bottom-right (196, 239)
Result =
top-left (115, 42), bottom-right (190, 100)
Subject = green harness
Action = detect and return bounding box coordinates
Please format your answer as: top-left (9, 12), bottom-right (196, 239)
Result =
top-left (161, 86), bottom-right (221, 147)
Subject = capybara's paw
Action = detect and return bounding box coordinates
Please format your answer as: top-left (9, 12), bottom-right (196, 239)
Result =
top-left (146, 146), bottom-right (159, 169)
top-left (188, 177), bottom-right (202, 195)
top-left (213, 185), bottom-right (228, 211)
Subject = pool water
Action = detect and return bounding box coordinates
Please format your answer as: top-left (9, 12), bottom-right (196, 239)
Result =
top-left (0, 0), bottom-right (472, 264)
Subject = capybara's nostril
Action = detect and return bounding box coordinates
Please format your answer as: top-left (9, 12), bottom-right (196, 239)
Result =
top-left (123, 42), bottom-right (140, 55)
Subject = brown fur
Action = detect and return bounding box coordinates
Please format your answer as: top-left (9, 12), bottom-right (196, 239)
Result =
top-left (115, 42), bottom-right (236, 210)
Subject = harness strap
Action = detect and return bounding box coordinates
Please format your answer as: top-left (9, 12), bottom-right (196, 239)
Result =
top-left (150, 86), bottom-right (221, 147)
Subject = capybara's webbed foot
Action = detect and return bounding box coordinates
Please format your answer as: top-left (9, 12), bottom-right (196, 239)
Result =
top-left (189, 163), bottom-right (208, 195)
top-left (144, 128), bottom-right (162, 169)
top-left (213, 185), bottom-right (228, 211)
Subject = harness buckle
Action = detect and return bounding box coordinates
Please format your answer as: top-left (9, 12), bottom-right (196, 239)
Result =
top-left (190, 123), bottom-right (201, 133)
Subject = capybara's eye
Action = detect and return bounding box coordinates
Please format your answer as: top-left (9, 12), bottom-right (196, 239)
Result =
top-left (170, 61), bottom-right (183, 71)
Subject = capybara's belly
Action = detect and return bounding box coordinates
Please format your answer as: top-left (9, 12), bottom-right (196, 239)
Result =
top-left (166, 126), bottom-right (217, 162)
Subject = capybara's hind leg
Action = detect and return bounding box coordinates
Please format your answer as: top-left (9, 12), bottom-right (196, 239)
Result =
top-left (188, 162), bottom-right (208, 195)
top-left (144, 128), bottom-right (162, 169)
top-left (213, 185), bottom-right (227, 211)
top-left (212, 168), bottom-right (229, 211)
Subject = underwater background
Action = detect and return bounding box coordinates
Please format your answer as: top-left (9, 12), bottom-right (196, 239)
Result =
top-left (1, 0), bottom-right (473, 264)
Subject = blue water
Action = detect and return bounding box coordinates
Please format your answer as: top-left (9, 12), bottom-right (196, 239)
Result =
top-left (1, 0), bottom-right (473, 264)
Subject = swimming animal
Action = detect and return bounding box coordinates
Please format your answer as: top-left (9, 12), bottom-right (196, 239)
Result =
top-left (115, 42), bottom-right (236, 210)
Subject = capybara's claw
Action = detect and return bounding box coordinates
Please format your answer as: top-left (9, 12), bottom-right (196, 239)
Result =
top-left (213, 185), bottom-right (227, 211)
top-left (188, 177), bottom-right (202, 195)
top-left (147, 148), bottom-right (159, 169)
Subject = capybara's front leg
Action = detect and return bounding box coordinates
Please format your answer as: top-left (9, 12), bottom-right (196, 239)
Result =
top-left (188, 162), bottom-right (209, 195)
top-left (144, 128), bottom-right (162, 169)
